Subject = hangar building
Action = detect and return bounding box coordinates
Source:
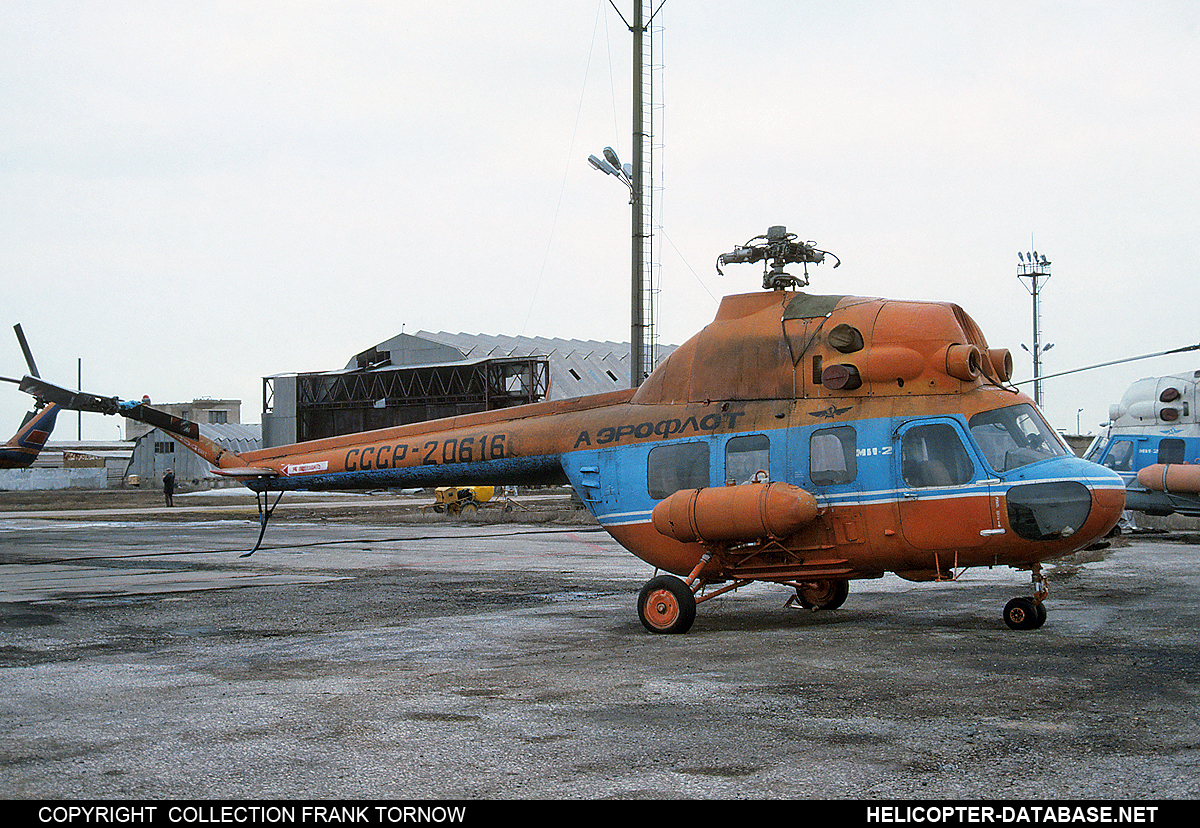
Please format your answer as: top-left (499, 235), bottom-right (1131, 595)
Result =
top-left (261, 331), bottom-right (671, 449)
top-left (126, 422), bottom-right (261, 489)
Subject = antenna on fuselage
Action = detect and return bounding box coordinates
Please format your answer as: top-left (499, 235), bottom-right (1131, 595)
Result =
top-left (715, 225), bottom-right (840, 290)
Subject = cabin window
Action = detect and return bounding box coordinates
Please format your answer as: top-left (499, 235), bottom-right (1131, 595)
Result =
top-left (901, 423), bottom-right (973, 487)
top-left (154, 441), bottom-right (175, 454)
top-left (725, 434), bottom-right (770, 484)
top-left (1102, 440), bottom-right (1134, 472)
top-left (1158, 438), bottom-right (1185, 465)
top-left (968, 404), bottom-right (1067, 473)
top-left (647, 441), bottom-right (710, 499)
top-left (810, 426), bottom-right (857, 486)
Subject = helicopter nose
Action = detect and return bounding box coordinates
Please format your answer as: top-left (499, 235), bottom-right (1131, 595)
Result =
top-left (1004, 463), bottom-right (1125, 543)
top-left (1088, 465), bottom-right (1129, 536)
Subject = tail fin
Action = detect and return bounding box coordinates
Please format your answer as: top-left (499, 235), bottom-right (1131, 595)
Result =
top-left (0, 402), bottom-right (60, 469)
top-left (1, 324), bottom-right (62, 469)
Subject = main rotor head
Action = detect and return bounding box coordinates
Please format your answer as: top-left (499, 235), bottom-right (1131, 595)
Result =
top-left (715, 226), bottom-right (840, 290)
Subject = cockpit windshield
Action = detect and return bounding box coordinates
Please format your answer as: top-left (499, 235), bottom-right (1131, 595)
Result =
top-left (968, 404), bottom-right (1068, 473)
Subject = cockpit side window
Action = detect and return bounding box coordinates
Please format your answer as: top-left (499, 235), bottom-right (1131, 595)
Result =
top-left (1102, 440), bottom-right (1134, 472)
top-left (968, 404), bottom-right (1067, 473)
top-left (901, 423), bottom-right (974, 487)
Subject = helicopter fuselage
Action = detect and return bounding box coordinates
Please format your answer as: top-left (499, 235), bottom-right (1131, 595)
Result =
top-left (203, 290), bottom-right (1125, 586)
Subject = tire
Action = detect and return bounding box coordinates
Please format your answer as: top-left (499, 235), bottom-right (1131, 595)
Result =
top-left (797, 579), bottom-right (850, 611)
top-left (637, 575), bottom-right (697, 634)
top-left (1003, 597), bottom-right (1041, 631)
top-left (1033, 600), bottom-right (1048, 629)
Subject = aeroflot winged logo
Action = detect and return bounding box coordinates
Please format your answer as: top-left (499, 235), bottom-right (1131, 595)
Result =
top-left (809, 403), bottom-right (853, 419)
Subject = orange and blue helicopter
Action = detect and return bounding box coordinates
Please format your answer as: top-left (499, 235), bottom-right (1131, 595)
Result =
top-left (1083, 369), bottom-right (1200, 521)
top-left (14, 227), bottom-right (1127, 633)
top-left (1, 325), bottom-right (62, 469)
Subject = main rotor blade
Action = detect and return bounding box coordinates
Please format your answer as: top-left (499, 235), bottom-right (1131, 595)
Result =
top-left (13, 324), bottom-right (39, 378)
top-left (16, 375), bottom-right (201, 440)
top-left (119, 402), bottom-right (200, 440)
top-left (1014, 342), bottom-right (1200, 385)
top-left (18, 376), bottom-right (120, 414)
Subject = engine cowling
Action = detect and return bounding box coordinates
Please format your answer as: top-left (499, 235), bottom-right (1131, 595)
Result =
top-left (651, 482), bottom-right (820, 544)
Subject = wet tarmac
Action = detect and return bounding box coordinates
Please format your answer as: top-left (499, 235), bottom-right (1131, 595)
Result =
top-left (1, 506), bottom-right (1198, 800)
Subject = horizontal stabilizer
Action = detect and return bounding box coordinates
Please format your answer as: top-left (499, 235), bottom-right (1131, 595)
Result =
top-left (211, 467), bottom-right (279, 478)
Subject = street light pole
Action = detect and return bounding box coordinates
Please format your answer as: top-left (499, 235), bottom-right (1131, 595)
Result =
top-left (629, 1), bottom-right (645, 389)
top-left (1018, 249), bottom-right (1052, 408)
top-left (588, 1), bottom-right (660, 388)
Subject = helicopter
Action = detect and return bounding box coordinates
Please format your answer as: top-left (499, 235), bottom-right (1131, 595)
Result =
top-left (1082, 370), bottom-right (1200, 520)
top-left (14, 226), bottom-right (1127, 633)
top-left (1, 324), bottom-right (62, 469)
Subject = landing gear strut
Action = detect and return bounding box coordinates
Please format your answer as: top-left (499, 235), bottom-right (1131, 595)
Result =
top-left (1003, 564), bottom-right (1048, 630)
top-left (241, 489), bottom-right (284, 558)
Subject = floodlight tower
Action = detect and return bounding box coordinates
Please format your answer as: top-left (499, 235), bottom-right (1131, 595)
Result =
top-left (587, 0), bottom-right (663, 388)
top-left (1017, 249), bottom-right (1053, 408)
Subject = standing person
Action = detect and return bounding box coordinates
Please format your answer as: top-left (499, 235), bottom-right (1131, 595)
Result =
top-left (163, 469), bottom-right (175, 507)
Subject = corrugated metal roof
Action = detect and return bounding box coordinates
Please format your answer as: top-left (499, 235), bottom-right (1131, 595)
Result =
top-left (412, 332), bottom-right (677, 400)
top-left (198, 422), bottom-right (262, 453)
top-left (266, 332), bottom-right (678, 401)
top-left (127, 423), bottom-right (263, 482)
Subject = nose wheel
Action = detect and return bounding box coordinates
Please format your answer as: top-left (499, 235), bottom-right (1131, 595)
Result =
top-left (1003, 565), bottom-right (1049, 630)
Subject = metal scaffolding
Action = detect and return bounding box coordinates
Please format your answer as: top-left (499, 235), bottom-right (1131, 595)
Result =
top-left (266, 357), bottom-right (550, 443)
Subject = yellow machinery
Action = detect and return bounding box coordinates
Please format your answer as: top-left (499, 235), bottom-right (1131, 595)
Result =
top-left (432, 485), bottom-right (495, 516)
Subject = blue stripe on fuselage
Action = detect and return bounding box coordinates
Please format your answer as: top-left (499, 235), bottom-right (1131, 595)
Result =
top-left (246, 453), bottom-right (567, 493)
top-left (559, 415), bottom-right (1125, 528)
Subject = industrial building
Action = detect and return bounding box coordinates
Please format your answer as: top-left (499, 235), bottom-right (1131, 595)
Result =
top-left (125, 422), bottom-right (261, 489)
top-left (123, 398), bottom-right (242, 441)
top-left (120, 398), bottom-right (254, 490)
top-left (261, 331), bottom-right (671, 448)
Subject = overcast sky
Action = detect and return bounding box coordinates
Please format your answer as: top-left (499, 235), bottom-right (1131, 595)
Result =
top-left (3, 1), bottom-right (1198, 442)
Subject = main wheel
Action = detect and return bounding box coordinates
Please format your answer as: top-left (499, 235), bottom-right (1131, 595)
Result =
top-left (796, 579), bottom-right (849, 611)
top-left (637, 575), bottom-right (697, 634)
top-left (1033, 600), bottom-right (1048, 629)
top-left (1003, 596), bottom-right (1044, 630)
